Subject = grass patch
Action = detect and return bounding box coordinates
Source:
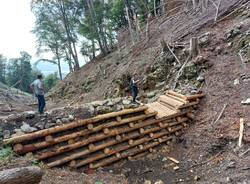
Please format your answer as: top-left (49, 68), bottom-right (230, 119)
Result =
top-left (0, 146), bottom-right (14, 164)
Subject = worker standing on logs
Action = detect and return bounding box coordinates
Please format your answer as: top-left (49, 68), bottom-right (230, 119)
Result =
top-left (130, 73), bottom-right (140, 104)
top-left (30, 74), bottom-right (46, 114)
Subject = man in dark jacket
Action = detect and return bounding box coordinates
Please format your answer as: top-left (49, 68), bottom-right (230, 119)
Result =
top-left (130, 73), bottom-right (139, 103)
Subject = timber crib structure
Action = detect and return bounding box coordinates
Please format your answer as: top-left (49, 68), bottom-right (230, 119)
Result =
top-left (3, 90), bottom-right (204, 169)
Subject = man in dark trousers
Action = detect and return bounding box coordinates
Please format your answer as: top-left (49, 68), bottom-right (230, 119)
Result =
top-left (130, 73), bottom-right (140, 104)
top-left (30, 74), bottom-right (46, 114)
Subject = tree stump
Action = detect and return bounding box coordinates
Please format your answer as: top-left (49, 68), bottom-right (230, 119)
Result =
top-left (0, 166), bottom-right (43, 184)
top-left (190, 37), bottom-right (199, 58)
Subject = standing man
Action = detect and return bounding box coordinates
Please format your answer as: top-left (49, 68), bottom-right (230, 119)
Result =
top-left (130, 73), bottom-right (139, 104)
top-left (30, 74), bottom-right (46, 114)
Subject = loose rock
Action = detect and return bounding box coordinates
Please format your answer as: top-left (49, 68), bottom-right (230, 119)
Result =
top-left (21, 122), bottom-right (37, 133)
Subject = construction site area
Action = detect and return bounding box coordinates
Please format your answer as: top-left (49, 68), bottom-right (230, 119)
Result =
top-left (0, 0), bottom-right (250, 183)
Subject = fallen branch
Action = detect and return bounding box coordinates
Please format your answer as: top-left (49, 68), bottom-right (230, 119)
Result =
top-left (239, 148), bottom-right (250, 157)
top-left (167, 156), bottom-right (180, 164)
top-left (213, 103), bottom-right (228, 124)
top-left (167, 43), bottom-right (181, 65)
top-left (190, 151), bottom-right (222, 168)
top-left (238, 118), bottom-right (244, 147)
top-left (217, 0), bottom-right (249, 23)
top-left (214, 0), bottom-right (222, 22)
top-left (172, 56), bottom-right (190, 90)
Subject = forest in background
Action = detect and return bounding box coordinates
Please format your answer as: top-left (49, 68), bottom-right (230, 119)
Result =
top-left (0, 52), bottom-right (59, 93)
top-left (31, 0), bottom-right (166, 79)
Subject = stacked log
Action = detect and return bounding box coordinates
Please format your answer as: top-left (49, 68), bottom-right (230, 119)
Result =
top-left (3, 90), bottom-right (204, 169)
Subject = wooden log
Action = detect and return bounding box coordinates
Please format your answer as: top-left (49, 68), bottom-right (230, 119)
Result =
top-left (68, 139), bottom-right (75, 145)
top-left (165, 94), bottom-right (187, 104)
top-left (0, 166), bottom-right (43, 184)
top-left (104, 148), bottom-right (110, 154)
top-left (166, 90), bottom-right (187, 100)
top-left (158, 95), bottom-right (184, 108)
top-left (40, 117), bottom-right (183, 162)
top-left (75, 132), bottom-right (172, 168)
top-left (69, 160), bottom-right (76, 167)
top-left (4, 106), bottom-right (148, 145)
top-left (149, 133), bottom-right (154, 138)
top-left (168, 125), bottom-right (183, 132)
top-left (139, 128), bottom-right (145, 134)
top-left (88, 144), bottom-right (95, 151)
top-left (87, 124), bottom-right (94, 130)
top-left (116, 153), bottom-right (121, 158)
top-left (158, 101), bottom-right (179, 111)
top-left (17, 112), bottom-right (156, 154)
top-left (179, 100), bottom-right (199, 109)
top-left (128, 139), bottom-right (134, 145)
top-left (186, 112), bottom-right (195, 120)
top-left (186, 93), bottom-right (205, 100)
top-left (138, 145), bottom-right (144, 150)
top-left (13, 144), bottom-right (23, 152)
top-left (103, 128), bottom-right (110, 135)
top-left (45, 135), bottom-right (53, 143)
top-left (90, 136), bottom-right (173, 169)
top-left (37, 118), bottom-right (168, 160)
top-left (116, 116), bottom-right (122, 122)
top-left (115, 135), bottom-right (122, 141)
top-left (129, 122), bottom-right (135, 128)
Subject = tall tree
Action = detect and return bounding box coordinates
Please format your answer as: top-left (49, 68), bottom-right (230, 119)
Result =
top-left (0, 54), bottom-right (7, 84)
top-left (6, 52), bottom-right (32, 92)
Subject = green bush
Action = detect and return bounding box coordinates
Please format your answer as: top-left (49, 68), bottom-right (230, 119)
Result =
top-left (44, 72), bottom-right (59, 91)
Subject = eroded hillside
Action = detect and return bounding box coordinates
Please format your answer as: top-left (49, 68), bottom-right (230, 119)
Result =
top-left (49, 0), bottom-right (247, 106)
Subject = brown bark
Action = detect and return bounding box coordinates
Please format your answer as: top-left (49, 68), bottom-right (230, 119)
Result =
top-left (4, 106), bottom-right (148, 145)
top-left (0, 166), bottom-right (43, 184)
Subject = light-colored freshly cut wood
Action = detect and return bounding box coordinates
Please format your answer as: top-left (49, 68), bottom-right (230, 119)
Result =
top-left (166, 90), bottom-right (187, 100)
top-left (4, 106), bottom-right (148, 145)
top-left (238, 118), bottom-right (244, 147)
top-left (165, 94), bottom-right (187, 104)
top-left (158, 95), bottom-right (184, 108)
top-left (0, 166), bottom-right (43, 184)
top-left (167, 156), bottom-right (179, 164)
top-left (147, 102), bottom-right (177, 118)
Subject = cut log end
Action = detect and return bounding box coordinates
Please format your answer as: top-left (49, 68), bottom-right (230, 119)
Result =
top-left (14, 144), bottom-right (23, 152)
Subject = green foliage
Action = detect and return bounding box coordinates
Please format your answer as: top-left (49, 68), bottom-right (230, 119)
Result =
top-left (6, 52), bottom-right (33, 92)
top-left (44, 72), bottom-right (59, 91)
top-left (0, 54), bottom-right (7, 84)
top-left (0, 147), bottom-right (14, 164)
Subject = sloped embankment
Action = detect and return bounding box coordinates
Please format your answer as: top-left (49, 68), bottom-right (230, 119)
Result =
top-left (49, 0), bottom-right (244, 105)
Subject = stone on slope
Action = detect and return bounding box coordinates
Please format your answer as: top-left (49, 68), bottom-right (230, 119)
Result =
top-left (21, 122), bottom-right (37, 133)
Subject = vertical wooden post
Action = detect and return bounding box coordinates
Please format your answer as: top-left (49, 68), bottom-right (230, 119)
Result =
top-left (190, 37), bottom-right (199, 58)
top-left (238, 118), bottom-right (244, 147)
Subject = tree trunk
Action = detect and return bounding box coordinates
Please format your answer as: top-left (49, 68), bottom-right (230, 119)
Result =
top-left (0, 166), bottom-right (43, 184)
top-left (55, 50), bottom-right (62, 80)
top-left (125, 6), bottom-right (135, 45)
top-left (154, 0), bottom-right (157, 17)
